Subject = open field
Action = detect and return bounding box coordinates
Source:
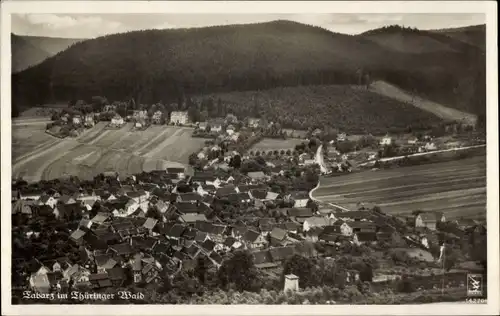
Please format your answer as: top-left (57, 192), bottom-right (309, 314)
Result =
top-left (312, 155), bottom-right (486, 220)
top-left (249, 138), bottom-right (304, 152)
top-left (12, 121), bottom-right (204, 182)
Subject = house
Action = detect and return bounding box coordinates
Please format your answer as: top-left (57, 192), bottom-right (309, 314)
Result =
top-left (407, 137), bottom-right (419, 144)
top-left (37, 195), bottom-right (57, 208)
top-left (29, 265), bottom-right (51, 293)
top-left (110, 114), bottom-right (124, 127)
top-left (177, 192), bottom-right (203, 203)
top-left (84, 114), bottom-right (95, 127)
top-left (94, 255), bottom-right (118, 273)
top-left (269, 227), bottom-right (289, 246)
top-left (415, 212), bottom-right (446, 231)
top-left (226, 124), bottom-right (235, 136)
top-left (242, 230), bottom-right (268, 249)
top-left (209, 119), bottom-right (224, 133)
top-left (12, 200), bottom-right (34, 217)
top-left (72, 114), bottom-right (82, 125)
top-left (58, 194), bottom-right (77, 205)
top-left (215, 186), bottom-right (238, 198)
top-left (126, 190), bottom-right (148, 203)
top-left (135, 118), bottom-right (147, 129)
top-left (103, 104), bottom-right (116, 112)
top-left (453, 218), bottom-right (479, 230)
top-left (198, 122), bottom-right (208, 131)
top-left (289, 192), bottom-right (310, 208)
top-left (425, 142), bottom-right (437, 151)
top-left (195, 221), bottom-right (228, 243)
top-left (287, 207), bottom-right (314, 221)
top-left (227, 192), bottom-right (252, 205)
top-left (20, 190), bottom-right (43, 201)
top-left (337, 133), bottom-right (347, 142)
top-left (179, 213), bottom-right (208, 224)
top-left (107, 267), bottom-right (126, 287)
top-left (152, 111), bottom-right (163, 124)
top-left (89, 273), bottom-right (112, 289)
top-left (303, 216), bottom-right (330, 232)
top-left (247, 171), bottom-right (268, 182)
top-left (353, 232), bottom-right (378, 245)
top-left (379, 135), bottom-right (392, 146)
top-left (166, 167), bottom-right (185, 179)
top-left (247, 118), bottom-right (261, 128)
top-left (170, 111), bottom-right (189, 125)
top-left (70, 229), bottom-right (87, 244)
top-left (269, 246), bottom-right (295, 264)
top-left (329, 221), bottom-right (354, 236)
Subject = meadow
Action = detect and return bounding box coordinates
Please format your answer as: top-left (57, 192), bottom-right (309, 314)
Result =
top-left (12, 120), bottom-right (205, 182)
top-left (312, 155), bottom-right (486, 220)
top-left (249, 138), bottom-right (305, 153)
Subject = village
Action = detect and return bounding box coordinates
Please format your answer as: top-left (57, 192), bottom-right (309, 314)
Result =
top-left (11, 106), bottom-right (487, 304)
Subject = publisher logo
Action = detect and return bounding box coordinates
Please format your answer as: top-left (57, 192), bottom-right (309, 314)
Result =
top-left (467, 274), bottom-right (483, 297)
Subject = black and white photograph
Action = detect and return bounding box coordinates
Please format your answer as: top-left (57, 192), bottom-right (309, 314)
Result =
top-left (1, 1), bottom-right (498, 315)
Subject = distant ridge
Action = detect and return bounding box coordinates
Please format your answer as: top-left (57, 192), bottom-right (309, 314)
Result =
top-left (11, 33), bottom-right (84, 73)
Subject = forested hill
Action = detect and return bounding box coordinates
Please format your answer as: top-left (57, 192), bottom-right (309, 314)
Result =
top-left (12, 20), bottom-right (485, 119)
top-left (11, 34), bottom-right (83, 73)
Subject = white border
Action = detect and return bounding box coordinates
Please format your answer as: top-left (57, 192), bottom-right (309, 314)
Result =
top-left (1, 1), bottom-right (498, 315)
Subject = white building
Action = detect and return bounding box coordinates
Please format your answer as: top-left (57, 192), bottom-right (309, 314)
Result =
top-left (110, 114), bottom-right (124, 127)
top-left (379, 135), bottom-right (392, 146)
top-left (170, 111), bottom-right (189, 125)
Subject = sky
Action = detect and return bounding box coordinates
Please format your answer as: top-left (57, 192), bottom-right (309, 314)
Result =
top-left (11, 13), bottom-right (486, 39)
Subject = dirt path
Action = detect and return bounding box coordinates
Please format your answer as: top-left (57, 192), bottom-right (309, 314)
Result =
top-left (368, 81), bottom-right (477, 125)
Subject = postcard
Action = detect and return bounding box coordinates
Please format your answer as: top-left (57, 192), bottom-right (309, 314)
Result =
top-left (1, 1), bottom-right (498, 315)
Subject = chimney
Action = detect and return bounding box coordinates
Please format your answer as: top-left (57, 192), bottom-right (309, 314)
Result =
top-left (284, 274), bottom-right (299, 293)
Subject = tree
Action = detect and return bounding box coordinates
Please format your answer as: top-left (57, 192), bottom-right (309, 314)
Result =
top-left (230, 154), bottom-right (242, 169)
top-left (217, 250), bottom-right (258, 292)
top-left (282, 255), bottom-right (317, 289)
top-left (195, 256), bottom-right (208, 284)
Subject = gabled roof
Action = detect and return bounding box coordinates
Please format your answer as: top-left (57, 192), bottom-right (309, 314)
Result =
top-left (278, 222), bottom-right (300, 232)
top-left (418, 212), bottom-right (440, 223)
top-left (94, 255), bottom-right (117, 269)
top-left (166, 167), bottom-right (185, 174)
top-left (179, 213), bottom-right (208, 223)
top-left (339, 211), bottom-right (371, 220)
top-left (355, 232), bottom-right (378, 242)
top-left (178, 192), bottom-right (203, 202)
top-left (201, 239), bottom-right (216, 252)
top-left (143, 217), bottom-right (158, 230)
top-left (166, 224), bottom-right (186, 238)
top-left (252, 250), bottom-right (273, 265)
top-left (215, 186), bottom-right (238, 197)
top-left (223, 236), bottom-right (237, 247)
top-left (304, 216), bottom-right (329, 227)
top-left (270, 227), bottom-right (287, 241)
top-left (70, 229), bottom-right (86, 241)
top-left (247, 171), bottom-right (266, 180)
top-left (290, 191), bottom-right (310, 200)
top-left (109, 243), bottom-right (135, 256)
top-left (243, 230), bottom-right (261, 243)
top-left (227, 192), bottom-right (252, 203)
top-left (209, 252), bottom-right (223, 265)
top-left (91, 212), bottom-right (111, 224)
top-left (287, 207), bottom-right (313, 218)
top-left (107, 267), bottom-right (125, 281)
top-left (269, 246), bottom-right (295, 262)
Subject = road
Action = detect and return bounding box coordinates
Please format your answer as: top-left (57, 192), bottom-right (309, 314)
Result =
top-left (358, 144), bottom-right (486, 166)
top-left (310, 144), bottom-right (352, 212)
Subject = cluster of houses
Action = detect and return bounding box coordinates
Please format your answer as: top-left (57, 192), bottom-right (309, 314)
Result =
top-left (107, 110), bottom-right (190, 129)
top-left (13, 162), bottom-right (484, 296)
